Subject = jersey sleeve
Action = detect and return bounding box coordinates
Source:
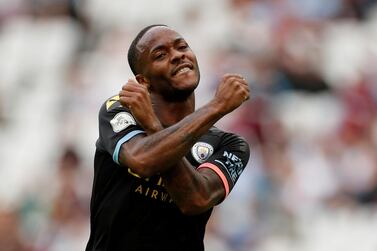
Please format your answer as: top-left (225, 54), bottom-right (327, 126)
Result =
top-left (97, 95), bottom-right (146, 165)
top-left (197, 133), bottom-right (250, 198)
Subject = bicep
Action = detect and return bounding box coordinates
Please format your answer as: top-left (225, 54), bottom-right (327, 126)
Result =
top-left (161, 158), bottom-right (226, 214)
top-left (197, 167), bottom-right (226, 205)
top-left (97, 105), bottom-right (146, 165)
top-left (197, 134), bottom-right (250, 200)
top-left (118, 134), bottom-right (147, 168)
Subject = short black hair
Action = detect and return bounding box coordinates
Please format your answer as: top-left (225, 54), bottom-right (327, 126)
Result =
top-left (127, 24), bottom-right (168, 75)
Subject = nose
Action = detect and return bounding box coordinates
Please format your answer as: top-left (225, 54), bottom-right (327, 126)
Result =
top-left (171, 49), bottom-right (185, 64)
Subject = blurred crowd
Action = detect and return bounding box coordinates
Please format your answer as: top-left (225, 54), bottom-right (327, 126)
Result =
top-left (0, 0), bottom-right (377, 250)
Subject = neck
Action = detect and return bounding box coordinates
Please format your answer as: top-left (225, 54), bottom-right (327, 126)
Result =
top-left (151, 93), bottom-right (195, 127)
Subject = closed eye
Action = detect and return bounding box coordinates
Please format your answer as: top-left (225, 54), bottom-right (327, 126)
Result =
top-left (154, 52), bottom-right (166, 60)
top-left (178, 44), bottom-right (188, 50)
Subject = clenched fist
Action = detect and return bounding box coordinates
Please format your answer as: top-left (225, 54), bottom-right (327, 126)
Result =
top-left (212, 74), bottom-right (250, 115)
top-left (119, 79), bottom-right (161, 134)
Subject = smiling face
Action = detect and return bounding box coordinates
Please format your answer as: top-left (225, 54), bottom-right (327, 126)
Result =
top-left (135, 26), bottom-right (200, 101)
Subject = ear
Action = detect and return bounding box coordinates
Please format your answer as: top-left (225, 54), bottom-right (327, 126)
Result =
top-left (135, 74), bottom-right (150, 89)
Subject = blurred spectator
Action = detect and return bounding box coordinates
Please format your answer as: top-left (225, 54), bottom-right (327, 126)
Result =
top-left (0, 210), bottom-right (33, 251)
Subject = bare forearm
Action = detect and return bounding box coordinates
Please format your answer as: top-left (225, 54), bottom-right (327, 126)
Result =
top-left (162, 158), bottom-right (224, 215)
top-left (119, 73), bottom-right (250, 177)
top-left (120, 101), bottom-right (223, 176)
top-left (162, 159), bottom-right (202, 207)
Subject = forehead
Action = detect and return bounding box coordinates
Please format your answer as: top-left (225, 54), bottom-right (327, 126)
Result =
top-left (136, 26), bottom-right (183, 53)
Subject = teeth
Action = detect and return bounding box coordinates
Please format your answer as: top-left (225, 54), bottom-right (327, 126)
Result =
top-left (177, 67), bottom-right (190, 74)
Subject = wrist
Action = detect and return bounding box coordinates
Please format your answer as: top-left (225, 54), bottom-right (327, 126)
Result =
top-left (208, 99), bottom-right (226, 117)
top-left (145, 119), bottom-right (163, 135)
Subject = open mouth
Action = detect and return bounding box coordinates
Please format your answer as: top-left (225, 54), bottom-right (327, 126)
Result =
top-left (172, 63), bottom-right (193, 76)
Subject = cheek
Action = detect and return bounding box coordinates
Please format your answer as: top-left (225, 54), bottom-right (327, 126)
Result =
top-left (150, 62), bottom-right (171, 77)
top-left (187, 50), bottom-right (198, 63)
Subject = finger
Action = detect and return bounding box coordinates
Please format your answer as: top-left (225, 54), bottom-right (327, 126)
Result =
top-left (223, 73), bottom-right (246, 81)
top-left (244, 93), bottom-right (250, 101)
top-left (122, 81), bottom-right (139, 91)
top-left (119, 90), bottom-right (129, 97)
top-left (119, 93), bottom-right (139, 103)
top-left (237, 80), bottom-right (249, 90)
top-left (223, 73), bottom-right (243, 79)
top-left (225, 76), bottom-right (248, 86)
top-left (122, 83), bottom-right (149, 93)
top-left (120, 91), bottom-right (150, 103)
top-left (243, 89), bottom-right (250, 101)
top-left (122, 83), bottom-right (138, 91)
top-left (119, 96), bottom-right (137, 109)
top-left (119, 90), bottom-right (142, 101)
top-left (232, 74), bottom-right (245, 80)
top-left (225, 80), bottom-right (248, 93)
top-left (129, 78), bottom-right (148, 89)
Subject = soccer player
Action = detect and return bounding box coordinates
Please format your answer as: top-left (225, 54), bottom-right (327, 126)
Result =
top-left (86, 24), bottom-right (250, 251)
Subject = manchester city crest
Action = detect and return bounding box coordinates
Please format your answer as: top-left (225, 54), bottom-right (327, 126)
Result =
top-left (191, 142), bottom-right (214, 163)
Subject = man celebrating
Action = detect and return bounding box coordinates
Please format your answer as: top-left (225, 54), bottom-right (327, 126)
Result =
top-left (86, 24), bottom-right (250, 251)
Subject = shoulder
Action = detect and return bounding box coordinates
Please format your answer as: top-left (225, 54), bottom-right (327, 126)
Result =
top-left (98, 95), bottom-right (138, 131)
top-left (99, 95), bottom-right (124, 114)
top-left (98, 94), bottom-right (133, 118)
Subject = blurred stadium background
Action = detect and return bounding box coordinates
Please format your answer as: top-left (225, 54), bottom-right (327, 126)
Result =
top-left (1, 0), bottom-right (377, 250)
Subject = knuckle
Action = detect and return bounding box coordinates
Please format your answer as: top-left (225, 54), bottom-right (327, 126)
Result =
top-left (223, 73), bottom-right (235, 80)
top-left (135, 93), bottom-right (144, 102)
top-left (233, 80), bottom-right (242, 86)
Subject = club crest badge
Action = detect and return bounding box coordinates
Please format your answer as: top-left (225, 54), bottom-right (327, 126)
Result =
top-left (191, 142), bottom-right (214, 163)
top-left (110, 112), bottom-right (136, 133)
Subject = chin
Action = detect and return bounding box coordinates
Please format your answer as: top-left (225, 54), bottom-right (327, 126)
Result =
top-left (161, 72), bottom-right (200, 101)
top-left (176, 73), bottom-right (199, 89)
top-left (180, 79), bottom-right (198, 91)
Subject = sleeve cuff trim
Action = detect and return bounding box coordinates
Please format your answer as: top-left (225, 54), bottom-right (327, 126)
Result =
top-left (197, 162), bottom-right (230, 197)
top-left (112, 130), bottom-right (145, 165)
